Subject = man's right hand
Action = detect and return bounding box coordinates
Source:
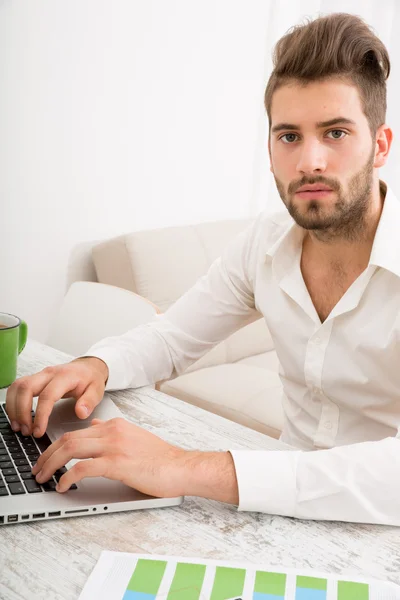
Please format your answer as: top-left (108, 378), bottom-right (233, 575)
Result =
top-left (5, 357), bottom-right (109, 438)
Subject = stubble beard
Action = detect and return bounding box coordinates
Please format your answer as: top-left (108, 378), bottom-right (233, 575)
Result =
top-left (274, 148), bottom-right (375, 243)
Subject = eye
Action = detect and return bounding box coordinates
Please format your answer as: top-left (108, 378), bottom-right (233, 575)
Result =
top-left (279, 133), bottom-right (298, 144)
top-left (327, 129), bottom-right (347, 140)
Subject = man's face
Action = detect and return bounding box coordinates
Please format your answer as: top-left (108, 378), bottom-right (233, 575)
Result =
top-left (269, 79), bottom-right (377, 235)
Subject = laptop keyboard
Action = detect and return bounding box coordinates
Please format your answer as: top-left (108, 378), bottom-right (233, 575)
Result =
top-left (0, 404), bottom-right (77, 496)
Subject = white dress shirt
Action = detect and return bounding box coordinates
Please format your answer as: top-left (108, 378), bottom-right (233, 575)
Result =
top-left (83, 180), bottom-right (400, 526)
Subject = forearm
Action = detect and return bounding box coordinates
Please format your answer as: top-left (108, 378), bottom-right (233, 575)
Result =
top-left (177, 450), bottom-right (239, 505)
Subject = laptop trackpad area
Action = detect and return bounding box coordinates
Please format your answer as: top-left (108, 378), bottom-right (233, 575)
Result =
top-left (45, 394), bottom-right (123, 439)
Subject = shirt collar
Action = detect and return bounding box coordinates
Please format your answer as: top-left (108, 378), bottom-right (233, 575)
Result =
top-left (265, 180), bottom-right (400, 280)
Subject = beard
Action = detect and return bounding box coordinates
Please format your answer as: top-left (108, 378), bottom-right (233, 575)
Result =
top-left (274, 147), bottom-right (375, 242)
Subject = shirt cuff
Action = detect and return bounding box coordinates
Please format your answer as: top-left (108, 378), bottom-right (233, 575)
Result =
top-left (229, 449), bottom-right (300, 516)
top-left (79, 346), bottom-right (128, 391)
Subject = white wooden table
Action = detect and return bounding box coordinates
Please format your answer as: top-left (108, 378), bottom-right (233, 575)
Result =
top-left (0, 339), bottom-right (399, 599)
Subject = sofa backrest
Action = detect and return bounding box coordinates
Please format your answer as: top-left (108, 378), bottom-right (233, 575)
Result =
top-left (92, 218), bottom-right (275, 366)
top-left (92, 219), bottom-right (253, 311)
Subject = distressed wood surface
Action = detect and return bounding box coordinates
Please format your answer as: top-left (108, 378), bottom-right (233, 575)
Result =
top-left (0, 339), bottom-right (399, 599)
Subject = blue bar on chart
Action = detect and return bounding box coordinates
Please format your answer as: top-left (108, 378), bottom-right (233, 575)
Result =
top-left (295, 576), bottom-right (327, 600)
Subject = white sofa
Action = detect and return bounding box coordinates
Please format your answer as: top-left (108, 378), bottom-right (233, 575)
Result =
top-left (91, 219), bottom-right (284, 438)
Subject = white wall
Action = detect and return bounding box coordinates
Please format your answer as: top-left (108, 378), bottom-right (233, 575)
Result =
top-left (0, 0), bottom-right (272, 342)
top-left (1, 0), bottom-right (399, 345)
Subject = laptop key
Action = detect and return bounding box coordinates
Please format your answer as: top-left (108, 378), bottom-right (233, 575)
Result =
top-left (0, 462), bottom-right (13, 470)
top-left (42, 480), bottom-right (58, 492)
top-left (35, 434), bottom-right (52, 453)
top-left (5, 474), bottom-right (21, 483)
top-left (0, 488), bottom-right (9, 496)
top-left (8, 482), bottom-right (25, 495)
top-left (24, 479), bottom-right (42, 493)
top-left (14, 459), bottom-right (29, 467)
top-left (4, 441), bottom-right (19, 448)
top-left (2, 468), bottom-right (17, 476)
top-left (20, 472), bottom-right (36, 480)
top-left (21, 438), bottom-right (36, 447)
top-left (0, 425), bottom-right (12, 433)
top-left (9, 451), bottom-right (26, 459)
top-left (26, 453), bottom-right (40, 462)
top-left (17, 465), bottom-right (32, 473)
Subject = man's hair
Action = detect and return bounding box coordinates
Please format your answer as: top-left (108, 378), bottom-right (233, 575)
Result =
top-left (264, 13), bottom-right (390, 138)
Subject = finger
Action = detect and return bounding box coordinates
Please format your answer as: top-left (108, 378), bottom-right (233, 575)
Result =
top-left (32, 426), bottom-right (105, 475)
top-left (56, 457), bottom-right (111, 492)
top-left (32, 373), bottom-right (85, 437)
top-left (91, 418), bottom-right (104, 425)
top-left (34, 439), bottom-right (107, 484)
top-left (74, 383), bottom-right (104, 421)
top-left (6, 370), bottom-right (54, 434)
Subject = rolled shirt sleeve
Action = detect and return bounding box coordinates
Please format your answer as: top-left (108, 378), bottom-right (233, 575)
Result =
top-left (80, 216), bottom-right (263, 391)
top-left (230, 432), bottom-right (400, 526)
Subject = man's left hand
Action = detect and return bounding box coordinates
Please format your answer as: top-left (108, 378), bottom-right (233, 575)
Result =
top-left (31, 417), bottom-right (187, 498)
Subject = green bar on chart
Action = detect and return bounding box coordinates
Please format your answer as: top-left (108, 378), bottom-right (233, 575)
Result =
top-left (337, 581), bottom-right (369, 600)
top-left (210, 566), bottom-right (246, 600)
top-left (296, 576), bottom-right (327, 600)
top-left (126, 558), bottom-right (167, 595)
top-left (254, 571), bottom-right (287, 596)
top-left (166, 562), bottom-right (207, 600)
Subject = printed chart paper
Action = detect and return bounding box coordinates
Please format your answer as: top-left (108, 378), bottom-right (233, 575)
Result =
top-left (79, 552), bottom-right (400, 600)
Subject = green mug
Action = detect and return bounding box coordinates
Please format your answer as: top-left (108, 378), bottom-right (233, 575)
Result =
top-left (0, 312), bottom-right (28, 389)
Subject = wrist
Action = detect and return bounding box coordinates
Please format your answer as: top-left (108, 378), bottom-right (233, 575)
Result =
top-left (176, 450), bottom-right (239, 505)
top-left (73, 356), bottom-right (109, 385)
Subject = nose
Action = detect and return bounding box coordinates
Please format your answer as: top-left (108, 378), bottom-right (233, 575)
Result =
top-left (296, 139), bottom-right (327, 175)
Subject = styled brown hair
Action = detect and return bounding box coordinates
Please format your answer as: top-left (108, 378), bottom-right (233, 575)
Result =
top-left (264, 13), bottom-right (390, 138)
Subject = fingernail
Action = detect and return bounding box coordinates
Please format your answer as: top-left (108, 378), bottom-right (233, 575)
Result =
top-left (33, 427), bottom-right (40, 437)
top-left (31, 463), bottom-right (38, 473)
top-left (56, 484), bottom-right (61, 492)
top-left (35, 470), bottom-right (43, 482)
top-left (21, 425), bottom-right (29, 436)
top-left (11, 421), bottom-right (20, 432)
top-left (80, 405), bottom-right (89, 417)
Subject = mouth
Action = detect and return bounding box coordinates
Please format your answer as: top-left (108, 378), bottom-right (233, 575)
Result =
top-left (295, 187), bottom-right (333, 199)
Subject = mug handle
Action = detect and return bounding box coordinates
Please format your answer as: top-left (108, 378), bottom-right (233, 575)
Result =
top-left (18, 320), bottom-right (28, 354)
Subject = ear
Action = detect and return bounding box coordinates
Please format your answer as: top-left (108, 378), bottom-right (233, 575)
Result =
top-left (373, 124), bottom-right (393, 168)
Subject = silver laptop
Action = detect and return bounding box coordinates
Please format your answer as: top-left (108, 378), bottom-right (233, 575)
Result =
top-left (0, 390), bottom-right (183, 526)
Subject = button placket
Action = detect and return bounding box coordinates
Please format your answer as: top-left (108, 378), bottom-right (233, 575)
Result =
top-left (313, 399), bottom-right (340, 448)
top-left (304, 321), bottom-right (333, 392)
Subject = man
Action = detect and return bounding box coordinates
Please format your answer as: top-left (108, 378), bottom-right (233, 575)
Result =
top-left (6, 12), bottom-right (399, 525)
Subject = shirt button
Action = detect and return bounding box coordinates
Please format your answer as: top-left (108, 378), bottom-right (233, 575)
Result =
top-left (324, 421), bottom-right (332, 430)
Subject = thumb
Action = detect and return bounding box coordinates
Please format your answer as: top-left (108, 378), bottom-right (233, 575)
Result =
top-left (75, 383), bottom-right (103, 419)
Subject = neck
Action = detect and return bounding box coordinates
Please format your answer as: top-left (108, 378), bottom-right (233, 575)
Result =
top-left (304, 180), bottom-right (385, 267)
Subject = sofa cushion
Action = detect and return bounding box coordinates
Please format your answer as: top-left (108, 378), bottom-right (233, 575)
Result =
top-left (92, 219), bottom-right (253, 312)
top-left (234, 350), bottom-right (280, 372)
top-left (184, 318), bottom-right (275, 373)
top-left (159, 361), bottom-right (284, 438)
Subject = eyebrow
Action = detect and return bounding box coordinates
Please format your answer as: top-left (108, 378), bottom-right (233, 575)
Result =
top-left (271, 117), bottom-right (357, 134)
